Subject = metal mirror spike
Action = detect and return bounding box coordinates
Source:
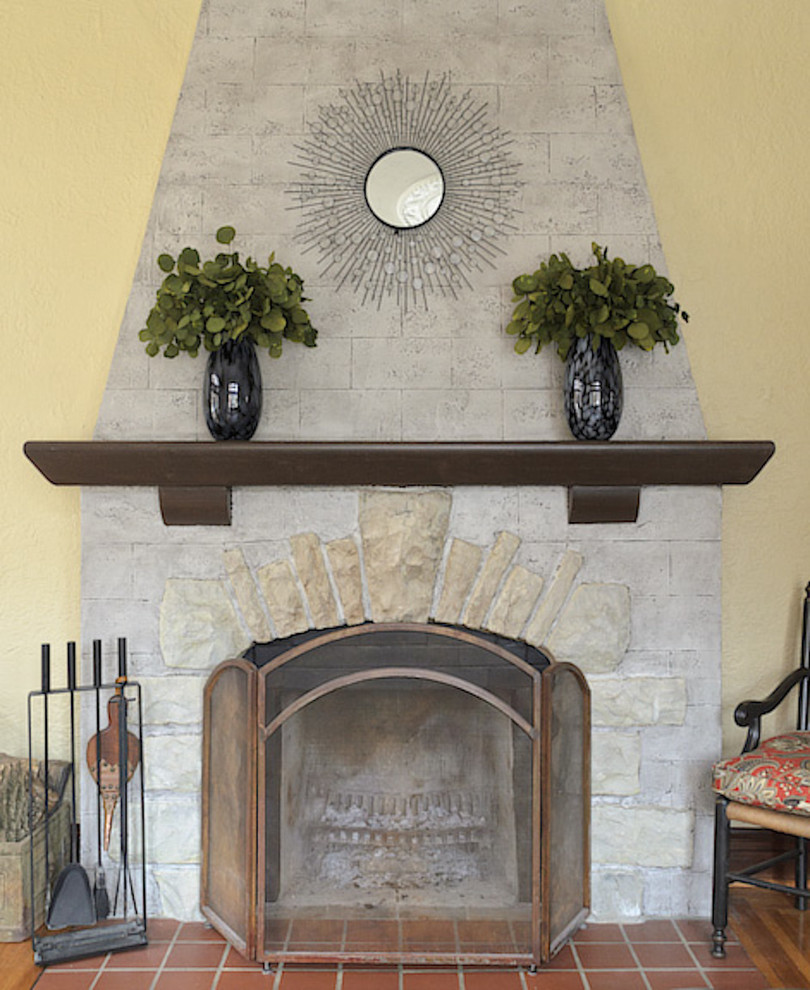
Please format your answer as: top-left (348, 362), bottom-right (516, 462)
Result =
top-left (289, 71), bottom-right (522, 312)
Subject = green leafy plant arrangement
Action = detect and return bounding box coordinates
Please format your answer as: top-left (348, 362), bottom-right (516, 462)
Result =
top-left (139, 226), bottom-right (317, 359)
top-left (506, 243), bottom-right (688, 359)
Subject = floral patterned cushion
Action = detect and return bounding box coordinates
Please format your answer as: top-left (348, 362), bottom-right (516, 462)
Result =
top-left (712, 732), bottom-right (810, 816)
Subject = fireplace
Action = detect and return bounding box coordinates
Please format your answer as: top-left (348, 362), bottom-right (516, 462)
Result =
top-left (201, 623), bottom-right (590, 967)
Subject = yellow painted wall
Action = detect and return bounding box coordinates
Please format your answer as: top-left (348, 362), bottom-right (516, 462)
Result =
top-left (607, 0), bottom-right (810, 750)
top-left (0, 1), bottom-right (200, 757)
top-left (2, 1), bottom-right (808, 759)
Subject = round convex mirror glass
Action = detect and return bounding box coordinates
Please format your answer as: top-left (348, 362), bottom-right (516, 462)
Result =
top-left (364, 148), bottom-right (444, 229)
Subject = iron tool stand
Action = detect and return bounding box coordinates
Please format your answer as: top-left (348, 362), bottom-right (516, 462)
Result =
top-left (28, 639), bottom-right (148, 965)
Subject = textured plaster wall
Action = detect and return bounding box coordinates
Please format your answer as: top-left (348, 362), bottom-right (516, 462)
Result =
top-left (0, 1), bottom-right (201, 757)
top-left (606, 0), bottom-right (810, 751)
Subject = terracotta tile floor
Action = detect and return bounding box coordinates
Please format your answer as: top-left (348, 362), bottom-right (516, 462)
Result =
top-left (32, 918), bottom-right (770, 990)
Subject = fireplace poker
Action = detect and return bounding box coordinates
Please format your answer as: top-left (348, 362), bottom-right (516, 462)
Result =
top-left (91, 640), bottom-right (110, 919)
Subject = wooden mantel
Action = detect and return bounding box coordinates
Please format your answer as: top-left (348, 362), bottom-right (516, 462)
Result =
top-left (23, 440), bottom-right (775, 526)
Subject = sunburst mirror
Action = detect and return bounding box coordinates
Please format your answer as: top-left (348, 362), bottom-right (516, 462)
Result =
top-left (289, 72), bottom-right (521, 311)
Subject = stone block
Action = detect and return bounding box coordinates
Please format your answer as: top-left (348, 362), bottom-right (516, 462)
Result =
top-left (144, 735), bottom-right (201, 792)
top-left (403, 0), bottom-right (498, 38)
top-left (434, 539), bottom-right (483, 625)
top-left (291, 532), bottom-right (339, 629)
top-left (299, 390), bottom-right (402, 441)
top-left (549, 34), bottom-right (622, 84)
top-left (152, 866), bottom-right (204, 922)
top-left (352, 339), bottom-right (452, 390)
top-left (450, 339), bottom-right (504, 390)
top-left (360, 491), bottom-right (451, 623)
top-left (592, 732), bottom-right (640, 796)
top-left (547, 583), bottom-right (630, 673)
top-left (630, 594), bottom-right (721, 654)
top-left (551, 133), bottom-right (644, 186)
top-left (496, 35), bottom-right (550, 86)
top-left (517, 181), bottom-right (599, 235)
top-left (326, 538), bottom-right (365, 626)
top-left (597, 184), bottom-right (658, 236)
top-left (256, 560), bottom-right (309, 638)
top-left (449, 490), bottom-right (520, 545)
top-left (592, 805), bottom-right (694, 868)
top-left (304, 0), bottom-right (401, 37)
top-left (499, 0), bottom-right (595, 36)
top-left (589, 870), bottom-right (643, 921)
top-left (503, 391), bottom-right (568, 440)
top-left (223, 547), bottom-right (273, 643)
top-left (146, 797), bottom-right (201, 865)
top-left (525, 549), bottom-right (583, 646)
top-left (140, 676), bottom-right (205, 727)
top-left (401, 390), bottom-right (504, 441)
top-left (485, 566), bottom-right (544, 639)
top-left (590, 677), bottom-right (687, 727)
top-left (463, 531), bottom-right (521, 629)
top-left (160, 579), bottom-right (250, 670)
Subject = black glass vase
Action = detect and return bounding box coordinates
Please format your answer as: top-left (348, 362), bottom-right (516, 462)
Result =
top-left (203, 336), bottom-right (262, 441)
top-left (564, 334), bottom-right (623, 441)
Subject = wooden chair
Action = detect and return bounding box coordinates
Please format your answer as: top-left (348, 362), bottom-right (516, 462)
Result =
top-left (710, 583), bottom-right (810, 957)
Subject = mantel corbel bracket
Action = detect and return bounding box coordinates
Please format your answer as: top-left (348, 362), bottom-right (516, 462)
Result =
top-left (158, 486), bottom-right (232, 526)
top-left (567, 486), bottom-right (641, 524)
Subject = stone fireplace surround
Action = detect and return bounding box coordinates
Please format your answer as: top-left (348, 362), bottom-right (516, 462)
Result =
top-left (68, 0), bottom-right (739, 931)
top-left (79, 481), bottom-right (723, 924)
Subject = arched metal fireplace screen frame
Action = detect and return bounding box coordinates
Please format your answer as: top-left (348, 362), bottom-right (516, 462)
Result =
top-left (201, 622), bottom-right (590, 968)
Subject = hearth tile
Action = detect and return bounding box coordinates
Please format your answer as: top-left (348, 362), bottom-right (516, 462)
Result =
top-left (401, 920), bottom-right (457, 950)
top-left (288, 919), bottom-right (345, 946)
top-left (633, 942), bottom-right (694, 968)
top-left (43, 956), bottom-right (106, 972)
top-left (341, 969), bottom-right (400, 990)
top-left (277, 971), bottom-right (338, 989)
top-left (524, 973), bottom-right (585, 989)
top-left (575, 942), bottom-right (636, 969)
top-left (219, 973), bottom-right (291, 990)
top-left (154, 972), bottom-right (217, 990)
top-left (622, 919), bottom-right (680, 942)
top-left (33, 973), bottom-right (98, 989)
top-left (93, 971), bottom-right (156, 990)
top-left (463, 971), bottom-right (523, 989)
top-left (223, 945), bottom-right (263, 968)
top-left (704, 972), bottom-right (771, 990)
top-left (146, 918), bottom-right (181, 941)
top-left (164, 941), bottom-right (229, 969)
top-left (176, 922), bottom-right (227, 942)
top-left (456, 919), bottom-right (515, 951)
top-left (544, 945), bottom-right (576, 970)
top-left (401, 973), bottom-right (461, 990)
top-left (344, 919), bottom-right (401, 949)
top-left (104, 943), bottom-right (171, 969)
top-left (644, 972), bottom-right (710, 990)
top-left (584, 972), bottom-right (646, 990)
top-left (675, 918), bottom-right (724, 943)
top-left (572, 923), bottom-right (624, 943)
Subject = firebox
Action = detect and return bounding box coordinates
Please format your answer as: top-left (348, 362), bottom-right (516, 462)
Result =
top-left (201, 623), bottom-right (590, 968)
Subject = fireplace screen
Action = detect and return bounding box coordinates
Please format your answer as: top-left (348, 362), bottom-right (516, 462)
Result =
top-left (201, 623), bottom-right (589, 968)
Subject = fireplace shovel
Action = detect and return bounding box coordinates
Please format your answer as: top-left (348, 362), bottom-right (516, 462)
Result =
top-left (46, 644), bottom-right (96, 930)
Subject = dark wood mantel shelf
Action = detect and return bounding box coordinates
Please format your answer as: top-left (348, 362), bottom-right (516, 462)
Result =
top-left (23, 440), bottom-right (775, 526)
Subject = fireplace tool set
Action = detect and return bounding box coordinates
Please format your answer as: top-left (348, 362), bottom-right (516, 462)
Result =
top-left (28, 638), bottom-right (147, 965)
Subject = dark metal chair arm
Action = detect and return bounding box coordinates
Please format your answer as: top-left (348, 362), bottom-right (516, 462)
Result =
top-left (734, 668), bottom-right (810, 752)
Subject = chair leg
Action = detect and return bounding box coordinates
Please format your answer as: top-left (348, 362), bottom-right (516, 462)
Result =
top-left (796, 836), bottom-right (808, 911)
top-left (711, 797), bottom-right (730, 958)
